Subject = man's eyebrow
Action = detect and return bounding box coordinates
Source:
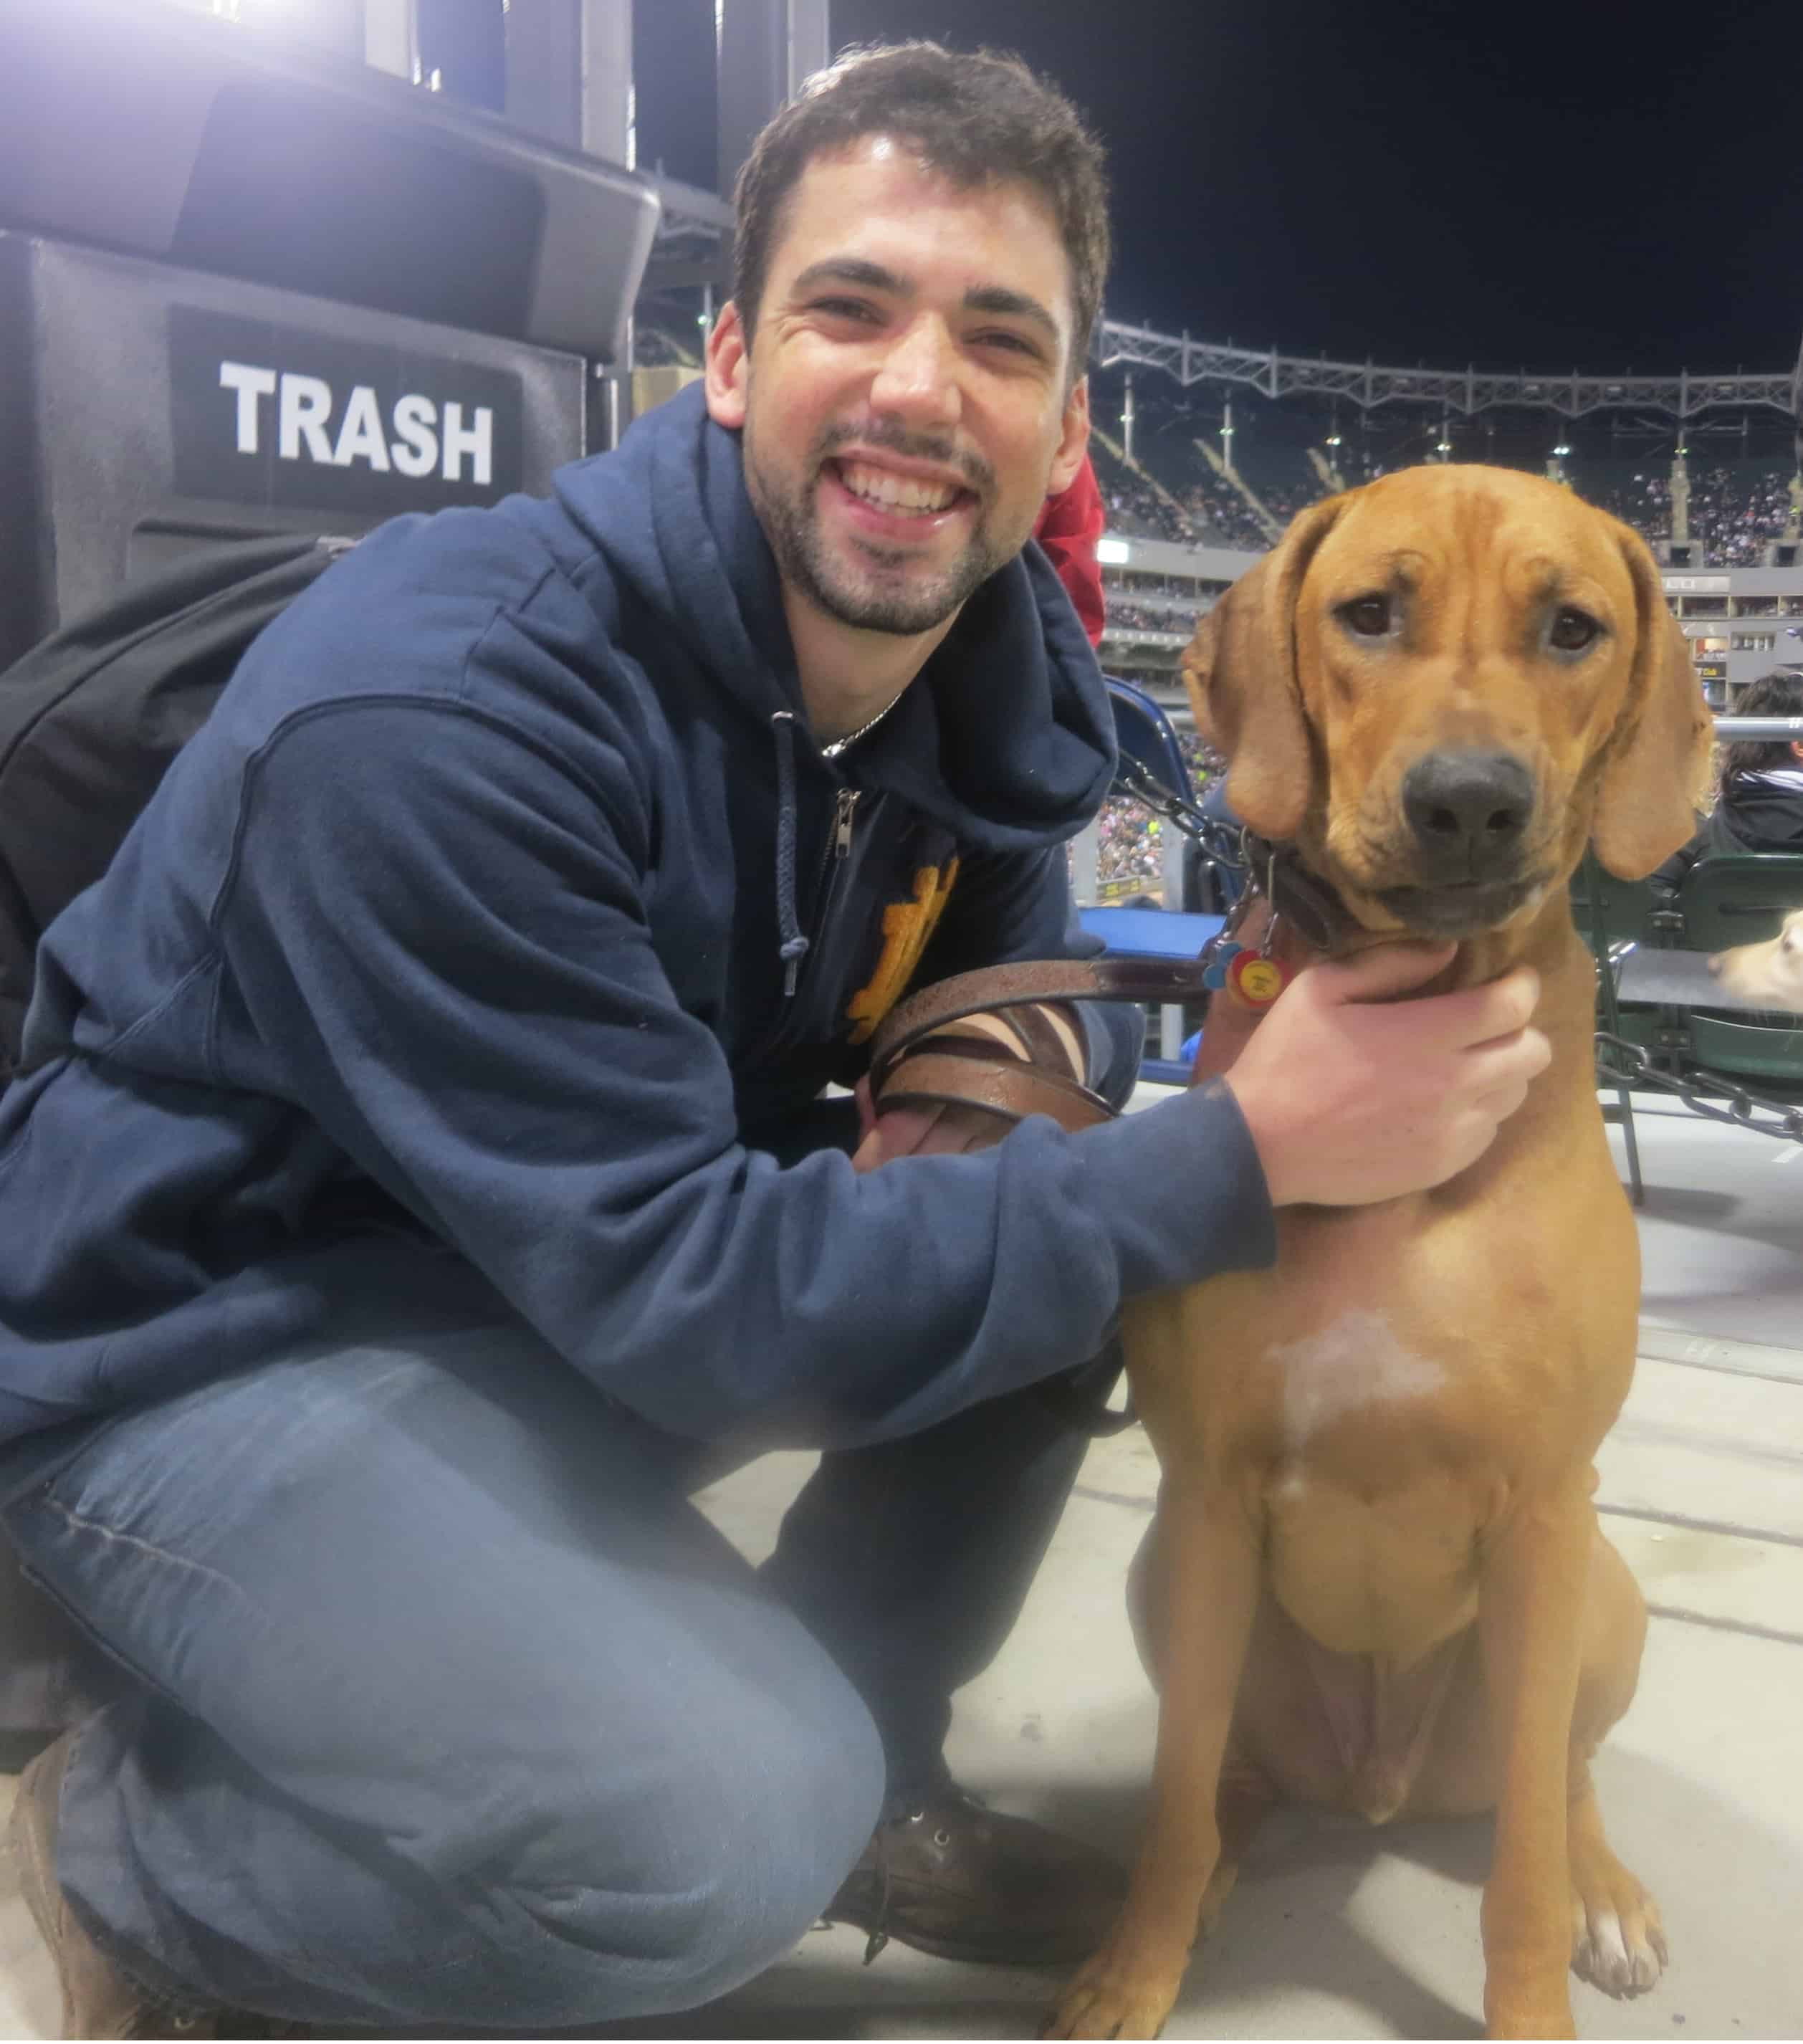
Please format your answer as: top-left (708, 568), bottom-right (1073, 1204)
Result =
top-left (788, 258), bottom-right (910, 297)
top-left (788, 260), bottom-right (1062, 345)
top-left (960, 284), bottom-right (1061, 343)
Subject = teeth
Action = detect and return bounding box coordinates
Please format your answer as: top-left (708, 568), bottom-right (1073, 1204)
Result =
top-left (838, 460), bottom-right (960, 515)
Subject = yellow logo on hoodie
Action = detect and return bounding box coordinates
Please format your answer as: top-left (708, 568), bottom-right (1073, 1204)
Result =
top-left (846, 860), bottom-right (960, 1042)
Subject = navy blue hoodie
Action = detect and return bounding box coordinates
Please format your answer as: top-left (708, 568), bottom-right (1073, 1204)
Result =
top-left (1652, 763), bottom-right (1803, 899)
top-left (0, 384), bottom-right (1273, 1460)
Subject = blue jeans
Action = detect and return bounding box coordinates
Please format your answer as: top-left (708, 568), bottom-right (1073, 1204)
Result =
top-left (0, 1284), bottom-right (1099, 2028)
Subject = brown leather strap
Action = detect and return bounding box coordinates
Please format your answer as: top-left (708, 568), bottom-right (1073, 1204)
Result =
top-left (1003, 999), bottom-right (1075, 1072)
top-left (869, 957), bottom-right (1213, 1081)
top-left (869, 955), bottom-right (1213, 1135)
top-left (875, 1050), bottom-right (1118, 1134)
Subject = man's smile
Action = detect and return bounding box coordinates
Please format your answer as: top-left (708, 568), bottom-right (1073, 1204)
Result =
top-left (821, 457), bottom-right (978, 542)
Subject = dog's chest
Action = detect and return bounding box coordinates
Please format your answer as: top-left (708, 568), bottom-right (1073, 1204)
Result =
top-left (1266, 1307), bottom-right (1448, 1452)
top-left (1235, 1302), bottom-right (1498, 1661)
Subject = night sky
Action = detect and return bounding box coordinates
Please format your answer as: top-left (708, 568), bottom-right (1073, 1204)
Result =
top-left (633, 0), bottom-right (1803, 380)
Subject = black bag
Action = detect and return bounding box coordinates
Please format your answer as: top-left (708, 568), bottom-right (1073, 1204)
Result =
top-left (0, 533), bottom-right (350, 1079)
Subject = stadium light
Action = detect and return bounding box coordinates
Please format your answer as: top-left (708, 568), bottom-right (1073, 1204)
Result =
top-left (1553, 443), bottom-right (1572, 458)
top-left (142, 0), bottom-right (302, 17)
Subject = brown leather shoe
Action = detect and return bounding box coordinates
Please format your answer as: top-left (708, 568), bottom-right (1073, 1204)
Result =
top-left (9, 1729), bottom-right (305, 2039)
top-left (822, 1786), bottom-right (1127, 1968)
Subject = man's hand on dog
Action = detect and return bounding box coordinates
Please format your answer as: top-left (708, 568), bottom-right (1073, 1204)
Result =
top-left (1225, 940), bottom-right (1551, 1207)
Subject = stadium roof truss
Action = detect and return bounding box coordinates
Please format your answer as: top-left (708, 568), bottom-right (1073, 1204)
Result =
top-left (1096, 320), bottom-right (1803, 424)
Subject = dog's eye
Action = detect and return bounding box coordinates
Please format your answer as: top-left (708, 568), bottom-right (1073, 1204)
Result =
top-left (1341, 595), bottom-right (1392, 637)
top-left (1549, 607), bottom-right (1600, 652)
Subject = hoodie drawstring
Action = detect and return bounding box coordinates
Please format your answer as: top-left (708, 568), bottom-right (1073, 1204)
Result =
top-left (770, 712), bottom-right (810, 997)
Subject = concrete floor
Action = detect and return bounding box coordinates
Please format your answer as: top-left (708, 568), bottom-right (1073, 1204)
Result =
top-left (0, 1095), bottom-right (1797, 2038)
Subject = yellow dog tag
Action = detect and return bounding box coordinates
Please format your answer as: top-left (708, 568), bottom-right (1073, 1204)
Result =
top-left (1227, 949), bottom-right (1290, 1008)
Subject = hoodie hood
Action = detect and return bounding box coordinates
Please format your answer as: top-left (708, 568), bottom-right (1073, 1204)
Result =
top-left (554, 381), bottom-right (1116, 853)
top-left (1715, 765), bottom-right (1803, 854)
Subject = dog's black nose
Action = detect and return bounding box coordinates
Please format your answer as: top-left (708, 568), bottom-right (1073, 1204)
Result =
top-left (1401, 750), bottom-right (1536, 879)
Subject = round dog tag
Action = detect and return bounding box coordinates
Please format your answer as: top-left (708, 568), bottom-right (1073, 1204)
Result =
top-left (1228, 950), bottom-right (1290, 1008)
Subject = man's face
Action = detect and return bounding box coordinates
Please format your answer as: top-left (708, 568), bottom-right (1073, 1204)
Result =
top-left (706, 137), bottom-right (1091, 638)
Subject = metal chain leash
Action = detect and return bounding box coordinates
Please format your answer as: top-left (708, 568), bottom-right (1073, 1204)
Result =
top-left (1595, 1031), bottom-right (1803, 1142)
top-left (1109, 755), bottom-right (1244, 865)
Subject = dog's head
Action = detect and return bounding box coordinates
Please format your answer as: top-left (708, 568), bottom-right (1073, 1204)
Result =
top-left (1184, 464), bottom-right (1712, 941)
top-left (1708, 908), bottom-right (1803, 1010)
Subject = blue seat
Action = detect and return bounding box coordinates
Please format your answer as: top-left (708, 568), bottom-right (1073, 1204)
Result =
top-left (1087, 678), bottom-right (1226, 1085)
top-left (1091, 673), bottom-right (1226, 953)
top-left (1077, 905), bottom-right (1223, 961)
top-left (1076, 904), bottom-right (1218, 1087)
top-left (1100, 676), bottom-right (1247, 913)
top-left (1104, 674), bottom-right (1193, 802)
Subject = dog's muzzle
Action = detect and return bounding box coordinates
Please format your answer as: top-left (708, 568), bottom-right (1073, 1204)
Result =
top-left (1400, 749), bottom-right (1536, 881)
top-left (1377, 747), bottom-right (1544, 937)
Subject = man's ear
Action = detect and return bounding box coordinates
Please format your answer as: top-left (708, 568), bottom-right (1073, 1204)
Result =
top-left (1591, 521), bottom-right (1713, 879)
top-left (704, 301), bottom-right (750, 430)
top-left (1184, 495), bottom-right (1345, 841)
top-left (1045, 376), bottom-right (1090, 497)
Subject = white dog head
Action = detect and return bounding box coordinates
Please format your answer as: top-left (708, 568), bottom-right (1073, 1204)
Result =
top-left (1710, 908), bottom-right (1803, 1010)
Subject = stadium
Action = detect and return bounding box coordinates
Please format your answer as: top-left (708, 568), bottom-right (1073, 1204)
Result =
top-left (0, 3), bottom-right (1799, 2040)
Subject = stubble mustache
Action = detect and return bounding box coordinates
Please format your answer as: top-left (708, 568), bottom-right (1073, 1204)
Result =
top-left (816, 417), bottom-right (995, 501)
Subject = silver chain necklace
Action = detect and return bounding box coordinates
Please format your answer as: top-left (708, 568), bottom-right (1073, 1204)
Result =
top-left (820, 688), bottom-right (907, 760)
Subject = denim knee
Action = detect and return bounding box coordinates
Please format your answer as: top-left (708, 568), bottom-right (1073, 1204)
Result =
top-left (454, 1661), bottom-right (886, 2026)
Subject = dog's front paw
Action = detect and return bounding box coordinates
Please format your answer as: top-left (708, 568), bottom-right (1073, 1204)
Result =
top-left (1569, 1845), bottom-right (1667, 1997)
top-left (1043, 1947), bottom-right (1185, 2040)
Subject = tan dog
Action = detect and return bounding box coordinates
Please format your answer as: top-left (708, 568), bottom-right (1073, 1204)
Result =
top-left (1048, 466), bottom-right (1711, 2041)
top-left (1709, 908), bottom-right (1803, 1008)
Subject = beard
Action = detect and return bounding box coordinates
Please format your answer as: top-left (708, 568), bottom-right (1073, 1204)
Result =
top-left (744, 416), bottom-right (1023, 637)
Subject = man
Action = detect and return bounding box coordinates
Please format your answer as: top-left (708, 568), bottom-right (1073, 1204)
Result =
top-left (0, 42), bottom-right (1549, 2036)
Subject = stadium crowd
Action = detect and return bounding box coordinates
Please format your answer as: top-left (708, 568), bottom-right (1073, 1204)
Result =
top-left (1090, 439), bottom-right (1268, 551)
top-left (1175, 482), bottom-right (1270, 551)
top-left (1104, 601), bottom-right (1199, 636)
top-left (1192, 450), bottom-right (1799, 570)
top-left (1087, 732), bottom-right (1220, 897)
top-left (1092, 403), bottom-right (1797, 572)
top-left (1589, 463), bottom-right (1798, 567)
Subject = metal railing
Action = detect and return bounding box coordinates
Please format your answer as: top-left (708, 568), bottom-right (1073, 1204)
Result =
top-left (1094, 318), bottom-right (1803, 424)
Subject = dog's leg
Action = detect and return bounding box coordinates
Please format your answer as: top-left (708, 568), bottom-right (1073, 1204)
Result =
top-left (1195, 1760), bottom-right (1273, 1939)
top-left (1567, 1762), bottom-right (1667, 1997)
top-left (1046, 1484), bottom-right (1259, 2040)
top-left (1476, 1478), bottom-right (1595, 2040)
top-left (1567, 1525), bottom-right (1666, 1998)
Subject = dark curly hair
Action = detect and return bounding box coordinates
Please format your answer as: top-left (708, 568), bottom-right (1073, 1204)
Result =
top-left (730, 41), bottom-right (1110, 386)
top-left (1718, 669), bottom-right (1803, 782)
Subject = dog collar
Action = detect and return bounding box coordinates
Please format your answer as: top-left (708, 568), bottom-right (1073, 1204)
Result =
top-left (1240, 833), bottom-right (1363, 954)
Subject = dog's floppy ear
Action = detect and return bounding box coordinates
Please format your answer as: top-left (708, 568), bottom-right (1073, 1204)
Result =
top-left (1182, 495), bottom-right (1346, 841)
top-left (1590, 522), bottom-right (1713, 879)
